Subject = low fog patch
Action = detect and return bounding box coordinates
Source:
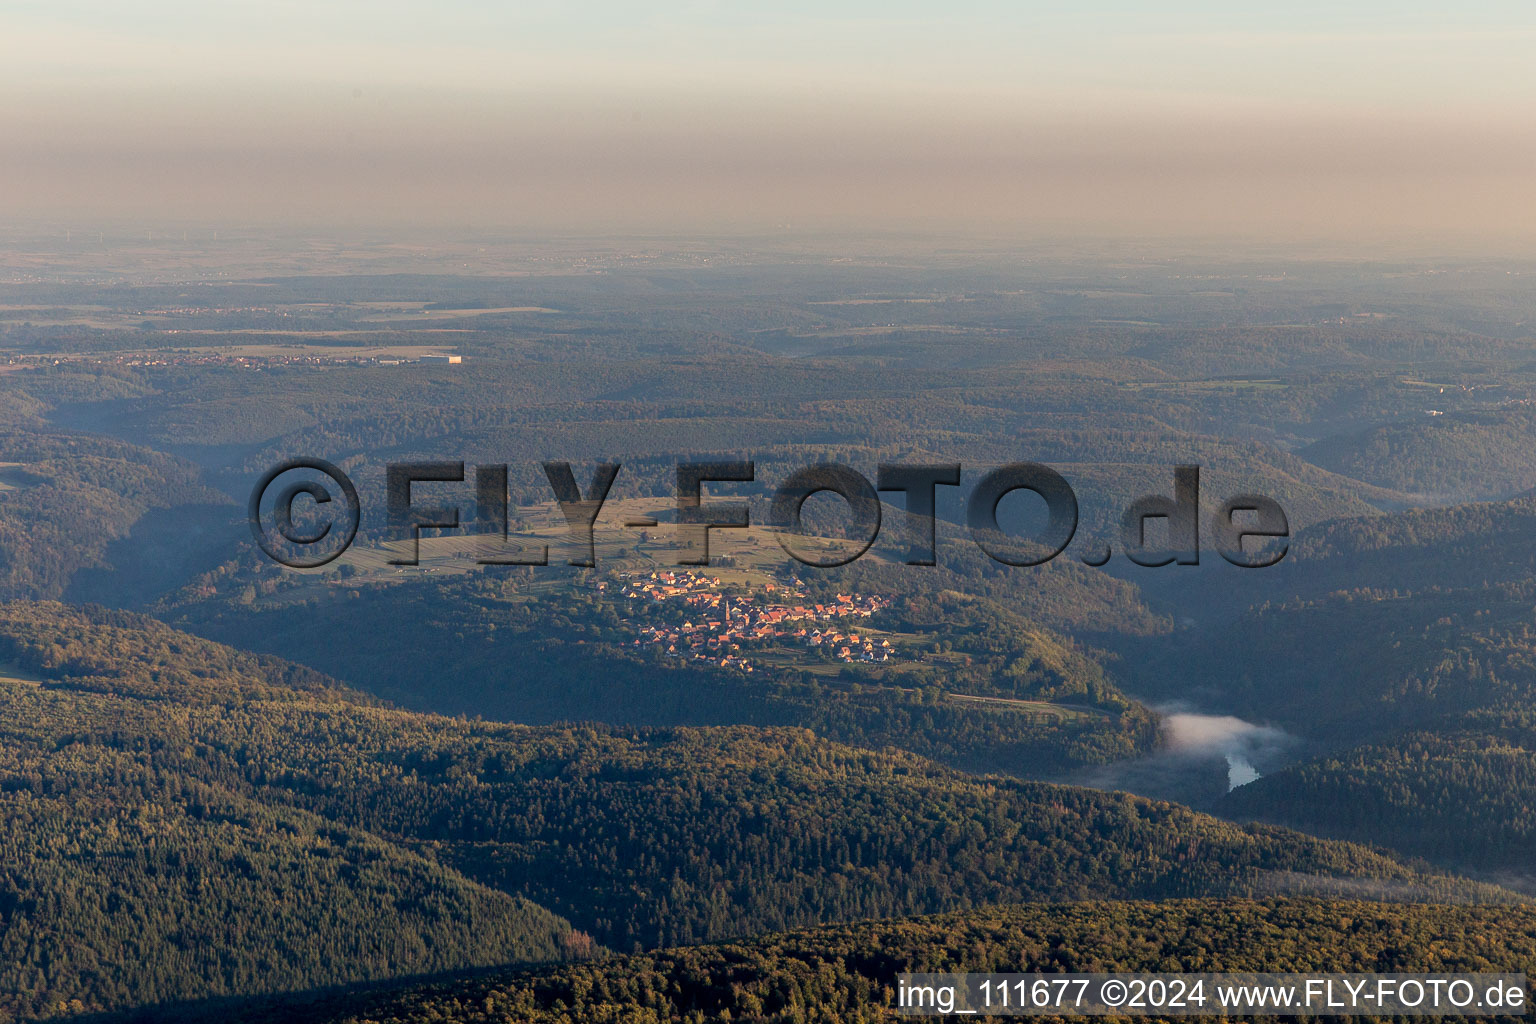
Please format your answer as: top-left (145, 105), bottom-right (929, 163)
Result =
top-left (1067, 706), bottom-right (1298, 810)
top-left (1161, 711), bottom-right (1294, 791)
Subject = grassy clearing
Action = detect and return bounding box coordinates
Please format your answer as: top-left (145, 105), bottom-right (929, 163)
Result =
top-left (299, 497), bottom-right (868, 585)
top-left (0, 661), bottom-right (47, 686)
top-left (1122, 379), bottom-right (1286, 391)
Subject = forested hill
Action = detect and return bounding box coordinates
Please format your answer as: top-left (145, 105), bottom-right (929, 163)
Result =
top-left (0, 610), bottom-right (588, 1023)
top-left (0, 601), bottom-right (375, 705)
top-left (0, 427), bottom-right (225, 603)
top-left (165, 573), bottom-right (1161, 779)
top-left (1119, 494), bottom-right (1536, 738)
top-left (1304, 405), bottom-right (1536, 501)
top-left (1114, 493), bottom-right (1536, 877)
top-left (0, 601), bottom-right (1518, 1019)
top-left (144, 898), bottom-right (1536, 1024)
top-left (1267, 493), bottom-right (1536, 602)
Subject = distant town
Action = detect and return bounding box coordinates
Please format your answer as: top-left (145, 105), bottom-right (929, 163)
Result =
top-left (607, 570), bottom-right (894, 672)
top-left (2, 350), bottom-right (463, 369)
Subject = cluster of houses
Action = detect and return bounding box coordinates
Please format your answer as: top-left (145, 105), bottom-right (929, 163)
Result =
top-left (604, 570), bottom-right (895, 671)
top-left (44, 352), bottom-right (430, 371)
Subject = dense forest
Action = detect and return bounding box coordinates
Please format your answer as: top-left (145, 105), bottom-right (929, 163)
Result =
top-left (1114, 493), bottom-right (1536, 875)
top-left (1305, 406), bottom-right (1536, 500)
top-left (145, 898), bottom-right (1536, 1024)
top-left (0, 602), bottom-right (1514, 1019)
top-left (0, 427), bottom-right (223, 602)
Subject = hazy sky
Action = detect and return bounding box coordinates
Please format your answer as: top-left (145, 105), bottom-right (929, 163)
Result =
top-left (4, 1), bottom-right (1535, 245)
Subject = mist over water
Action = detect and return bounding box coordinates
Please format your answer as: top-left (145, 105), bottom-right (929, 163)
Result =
top-left (1068, 706), bottom-right (1298, 809)
top-left (1160, 712), bottom-right (1293, 791)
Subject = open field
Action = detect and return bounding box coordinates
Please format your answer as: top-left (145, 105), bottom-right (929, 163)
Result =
top-left (21, 342), bottom-right (467, 360)
top-left (357, 304), bottom-right (559, 320)
top-left (298, 497), bottom-right (869, 585)
top-left (806, 296), bottom-right (966, 305)
top-left (0, 661), bottom-right (47, 686)
top-left (147, 342), bottom-right (462, 358)
top-left (0, 463), bottom-right (38, 491)
top-left (1121, 378), bottom-right (1287, 391)
top-left (0, 296), bottom-right (552, 337)
top-left (948, 691), bottom-right (1105, 720)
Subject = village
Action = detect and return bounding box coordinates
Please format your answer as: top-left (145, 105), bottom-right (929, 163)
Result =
top-left (17, 349), bottom-right (463, 370)
top-left (603, 569), bottom-right (896, 673)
